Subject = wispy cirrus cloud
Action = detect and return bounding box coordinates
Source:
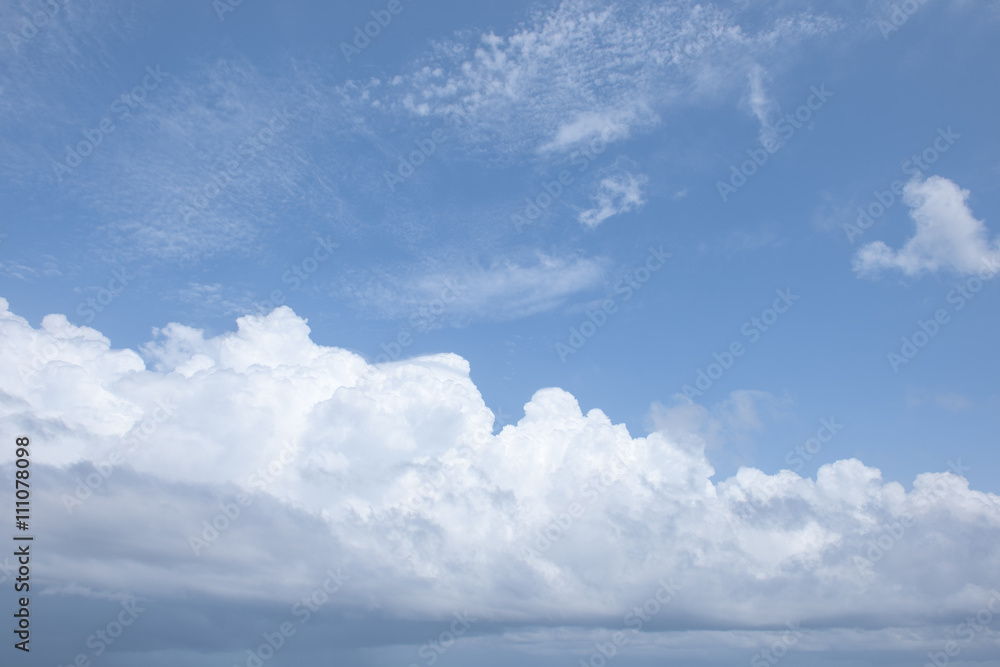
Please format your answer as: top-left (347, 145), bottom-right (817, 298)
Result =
top-left (578, 162), bottom-right (648, 228)
top-left (340, 253), bottom-right (607, 324)
top-left (344, 0), bottom-right (844, 162)
top-left (743, 63), bottom-right (782, 150)
top-left (0, 1), bottom-right (847, 272)
top-left (2, 52), bottom-right (354, 265)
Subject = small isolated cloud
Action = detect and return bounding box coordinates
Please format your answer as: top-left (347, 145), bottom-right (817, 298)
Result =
top-left (853, 176), bottom-right (1000, 278)
top-left (537, 106), bottom-right (651, 154)
top-left (578, 168), bottom-right (648, 228)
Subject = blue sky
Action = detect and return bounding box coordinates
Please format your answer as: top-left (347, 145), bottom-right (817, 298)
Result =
top-left (2, 0), bottom-right (1000, 666)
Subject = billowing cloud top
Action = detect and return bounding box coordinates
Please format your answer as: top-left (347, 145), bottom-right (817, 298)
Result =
top-left (1, 296), bottom-right (998, 646)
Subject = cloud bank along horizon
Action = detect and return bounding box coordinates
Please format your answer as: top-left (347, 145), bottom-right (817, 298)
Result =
top-left (1, 296), bottom-right (998, 637)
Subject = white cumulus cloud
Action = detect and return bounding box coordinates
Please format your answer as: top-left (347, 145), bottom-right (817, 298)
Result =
top-left (853, 176), bottom-right (1000, 278)
top-left (1, 297), bottom-right (999, 660)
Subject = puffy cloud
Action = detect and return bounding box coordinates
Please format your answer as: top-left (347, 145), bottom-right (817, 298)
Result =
top-left (1, 296), bottom-right (1000, 661)
top-left (853, 176), bottom-right (1000, 278)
